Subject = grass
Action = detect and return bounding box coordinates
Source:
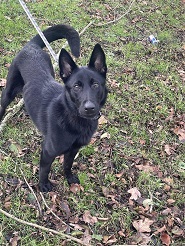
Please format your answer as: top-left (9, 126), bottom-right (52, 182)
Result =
top-left (0, 0), bottom-right (185, 245)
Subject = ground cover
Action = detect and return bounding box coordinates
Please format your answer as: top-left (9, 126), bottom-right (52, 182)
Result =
top-left (0, 0), bottom-right (184, 245)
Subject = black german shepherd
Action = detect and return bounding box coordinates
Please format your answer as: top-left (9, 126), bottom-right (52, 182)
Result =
top-left (0, 24), bottom-right (107, 192)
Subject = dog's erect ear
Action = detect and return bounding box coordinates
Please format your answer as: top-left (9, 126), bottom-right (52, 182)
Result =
top-left (88, 44), bottom-right (107, 78)
top-left (59, 49), bottom-right (78, 82)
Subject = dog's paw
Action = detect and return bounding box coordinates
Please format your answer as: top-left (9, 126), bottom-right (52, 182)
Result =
top-left (39, 180), bottom-right (53, 192)
top-left (66, 174), bottom-right (80, 185)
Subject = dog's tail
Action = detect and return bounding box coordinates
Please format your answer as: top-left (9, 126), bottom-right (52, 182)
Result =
top-left (28, 24), bottom-right (80, 58)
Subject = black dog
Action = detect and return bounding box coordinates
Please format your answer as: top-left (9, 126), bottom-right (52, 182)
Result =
top-left (0, 24), bottom-right (108, 192)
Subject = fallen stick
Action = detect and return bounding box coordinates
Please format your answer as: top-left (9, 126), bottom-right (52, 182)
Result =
top-left (94, 0), bottom-right (135, 27)
top-left (0, 208), bottom-right (89, 246)
top-left (0, 98), bottom-right (24, 133)
top-left (39, 192), bottom-right (70, 228)
top-left (20, 167), bottom-right (42, 216)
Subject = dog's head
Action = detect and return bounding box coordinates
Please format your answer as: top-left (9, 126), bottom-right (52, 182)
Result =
top-left (59, 44), bottom-right (108, 120)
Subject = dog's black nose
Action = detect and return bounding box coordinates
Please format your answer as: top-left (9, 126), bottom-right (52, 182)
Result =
top-left (84, 101), bottom-right (95, 112)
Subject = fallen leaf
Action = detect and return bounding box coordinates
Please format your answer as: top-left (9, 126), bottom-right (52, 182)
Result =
top-left (118, 230), bottom-right (125, 237)
top-left (143, 198), bottom-right (153, 208)
top-left (98, 115), bottom-right (108, 125)
top-left (132, 218), bottom-right (154, 233)
top-left (165, 108), bottom-right (175, 122)
top-left (129, 231), bottom-right (152, 245)
top-left (173, 127), bottom-right (185, 142)
top-left (171, 226), bottom-right (184, 236)
top-left (160, 232), bottom-right (171, 246)
top-left (82, 229), bottom-right (92, 244)
top-left (49, 192), bottom-right (57, 204)
top-left (90, 137), bottom-right (97, 144)
top-left (0, 78), bottom-right (6, 87)
top-left (10, 233), bottom-right (21, 246)
top-left (82, 210), bottom-right (98, 225)
top-left (60, 200), bottom-right (71, 219)
top-left (128, 187), bottom-right (141, 200)
top-left (59, 155), bottom-right (64, 163)
top-left (5, 63), bottom-right (11, 68)
top-left (156, 105), bottom-right (163, 110)
top-left (109, 78), bottom-right (119, 88)
top-left (138, 232), bottom-right (152, 244)
top-left (154, 225), bottom-right (166, 235)
top-left (167, 199), bottom-right (175, 204)
top-left (4, 201), bottom-right (11, 210)
top-left (100, 132), bottom-right (110, 139)
top-left (167, 217), bottom-right (174, 227)
top-left (161, 208), bottom-right (172, 215)
top-left (102, 186), bottom-right (110, 197)
top-left (70, 184), bottom-right (83, 194)
top-left (135, 164), bottom-right (156, 173)
top-left (163, 184), bottom-right (171, 191)
top-left (87, 173), bottom-right (96, 179)
top-left (103, 235), bottom-right (117, 244)
top-left (164, 144), bottom-right (172, 155)
top-left (139, 139), bottom-right (146, 145)
top-left (115, 171), bottom-right (124, 178)
top-left (163, 177), bottom-right (173, 185)
top-left (70, 223), bottom-right (83, 231)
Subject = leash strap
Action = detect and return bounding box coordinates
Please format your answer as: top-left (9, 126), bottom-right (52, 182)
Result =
top-left (19, 0), bottom-right (58, 63)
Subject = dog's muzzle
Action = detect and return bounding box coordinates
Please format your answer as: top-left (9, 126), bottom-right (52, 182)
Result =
top-left (79, 101), bottom-right (101, 120)
top-left (79, 111), bottom-right (101, 120)
top-left (92, 111), bottom-right (101, 120)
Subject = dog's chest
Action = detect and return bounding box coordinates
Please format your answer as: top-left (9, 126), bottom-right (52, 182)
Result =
top-left (74, 121), bottom-right (97, 147)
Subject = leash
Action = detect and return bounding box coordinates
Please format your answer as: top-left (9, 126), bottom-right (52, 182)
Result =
top-left (19, 0), bottom-right (58, 63)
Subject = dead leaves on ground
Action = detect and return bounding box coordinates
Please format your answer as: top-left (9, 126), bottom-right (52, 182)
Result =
top-left (166, 110), bottom-right (185, 142)
top-left (1, 107), bottom-right (184, 245)
top-left (126, 185), bottom-right (184, 245)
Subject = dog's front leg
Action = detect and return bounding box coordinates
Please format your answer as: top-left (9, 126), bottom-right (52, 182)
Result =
top-left (39, 149), bottom-right (55, 192)
top-left (64, 148), bottom-right (80, 185)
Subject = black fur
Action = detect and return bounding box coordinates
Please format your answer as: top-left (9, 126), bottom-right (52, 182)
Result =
top-left (0, 24), bottom-right (108, 192)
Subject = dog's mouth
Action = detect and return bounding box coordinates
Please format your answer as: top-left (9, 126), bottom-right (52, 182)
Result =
top-left (79, 111), bottom-right (101, 120)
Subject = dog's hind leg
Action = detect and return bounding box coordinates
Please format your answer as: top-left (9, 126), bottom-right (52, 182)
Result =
top-left (63, 148), bottom-right (80, 185)
top-left (0, 64), bottom-right (24, 121)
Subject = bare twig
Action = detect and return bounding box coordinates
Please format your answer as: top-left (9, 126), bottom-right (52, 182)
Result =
top-left (94, 0), bottom-right (135, 27)
top-left (79, 21), bottom-right (95, 36)
top-left (19, 167), bottom-right (42, 216)
top-left (39, 192), bottom-right (70, 228)
top-left (0, 208), bottom-right (89, 246)
top-left (0, 98), bottom-right (24, 133)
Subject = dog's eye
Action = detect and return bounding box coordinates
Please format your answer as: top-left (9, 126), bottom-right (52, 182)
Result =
top-left (74, 82), bottom-right (82, 90)
top-left (92, 82), bottom-right (99, 89)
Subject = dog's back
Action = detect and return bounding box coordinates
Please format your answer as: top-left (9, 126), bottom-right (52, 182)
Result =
top-left (0, 24), bottom-right (80, 122)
